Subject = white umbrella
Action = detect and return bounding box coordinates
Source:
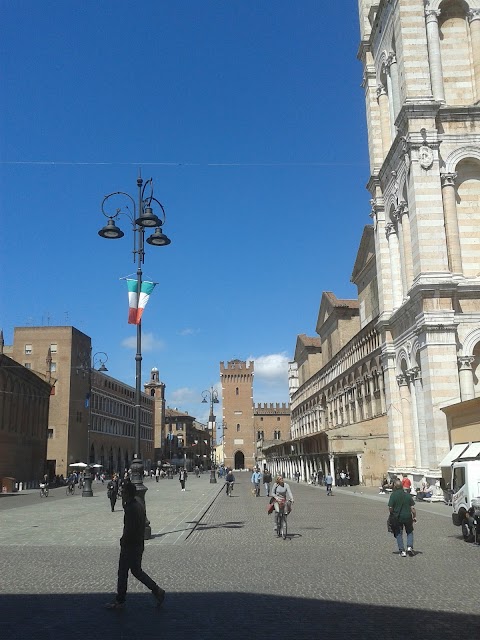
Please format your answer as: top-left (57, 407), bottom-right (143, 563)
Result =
top-left (69, 462), bottom-right (87, 468)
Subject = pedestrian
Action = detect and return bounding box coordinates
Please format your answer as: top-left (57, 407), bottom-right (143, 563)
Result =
top-left (179, 467), bottom-right (187, 491)
top-left (295, 470), bottom-right (300, 483)
top-left (388, 478), bottom-right (417, 557)
top-left (401, 474), bottom-right (412, 493)
top-left (263, 468), bottom-right (272, 497)
top-left (107, 474), bottom-right (119, 512)
top-left (325, 472), bottom-right (333, 496)
top-left (340, 470), bottom-right (346, 487)
top-left (155, 467), bottom-right (160, 483)
top-left (251, 468), bottom-right (262, 496)
top-left (105, 482), bottom-right (165, 609)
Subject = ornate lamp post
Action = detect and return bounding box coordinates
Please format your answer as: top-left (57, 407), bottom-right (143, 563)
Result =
top-left (98, 175), bottom-right (171, 539)
top-left (201, 387), bottom-right (219, 483)
top-left (75, 350), bottom-right (108, 497)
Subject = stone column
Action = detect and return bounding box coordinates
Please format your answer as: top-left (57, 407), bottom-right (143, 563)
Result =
top-left (425, 9), bottom-right (445, 102)
top-left (458, 356), bottom-right (476, 401)
top-left (377, 85), bottom-right (391, 157)
top-left (357, 453), bottom-right (363, 485)
top-left (329, 454), bottom-right (336, 486)
top-left (397, 374), bottom-right (415, 468)
top-left (411, 367), bottom-right (428, 472)
top-left (468, 10), bottom-right (480, 104)
top-left (365, 374), bottom-right (374, 418)
top-left (397, 201), bottom-right (414, 290)
top-left (441, 173), bottom-right (463, 274)
top-left (386, 52), bottom-right (401, 120)
top-left (407, 368), bottom-right (422, 471)
top-left (386, 222), bottom-right (403, 309)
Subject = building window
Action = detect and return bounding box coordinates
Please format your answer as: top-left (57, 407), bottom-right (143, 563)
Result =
top-left (24, 363), bottom-right (31, 369)
top-left (274, 431), bottom-right (281, 440)
top-left (50, 362), bottom-right (57, 373)
top-left (277, 417), bottom-right (280, 421)
top-left (25, 344), bottom-right (32, 355)
top-left (50, 343), bottom-right (57, 353)
top-left (47, 428), bottom-right (54, 439)
top-left (260, 417), bottom-right (263, 421)
top-left (236, 424), bottom-right (240, 432)
top-left (236, 387), bottom-right (239, 395)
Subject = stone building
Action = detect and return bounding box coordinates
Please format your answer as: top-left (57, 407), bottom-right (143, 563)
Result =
top-left (162, 407), bottom-right (209, 469)
top-left (357, 0), bottom-right (480, 483)
top-left (264, 239), bottom-right (389, 487)
top-left (0, 353), bottom-right (53, 488)
top-left (220, 359), bottom-right (291, 470)
top-left (8, 326), bottom-right (156, 477)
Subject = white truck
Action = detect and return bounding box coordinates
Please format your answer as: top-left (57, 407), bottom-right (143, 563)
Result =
top-left (447, 442), bottom-right (480, 540)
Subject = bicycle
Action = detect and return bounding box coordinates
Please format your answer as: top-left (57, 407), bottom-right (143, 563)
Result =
top-left (226, 481), bottom-right (234, 497)
top-left (39, 484), bottom-right (49, 498)
top-left (275, 499), bottom-right (291, 540)
top-left (66, 483), bottom-right (75, 496)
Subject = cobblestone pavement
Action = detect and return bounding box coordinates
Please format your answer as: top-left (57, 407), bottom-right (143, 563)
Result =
top-left (0, 474), bottom-right (479, 640)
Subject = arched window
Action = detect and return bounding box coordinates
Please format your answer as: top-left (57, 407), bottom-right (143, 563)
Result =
top-left (236, 423), bottom-right (240, 432)
top-left (235, 387), bottom-right (239, 395)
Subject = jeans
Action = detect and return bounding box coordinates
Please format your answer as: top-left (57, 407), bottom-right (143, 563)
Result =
top-left (264, 482), bottom-right (271, 496)
top-left (116, 544), bottom-right (158, 603)
top-left (395, 519), bottom-right (414, 551)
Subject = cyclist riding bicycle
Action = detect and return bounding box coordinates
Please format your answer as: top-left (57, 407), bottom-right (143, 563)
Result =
top-left (271, 475), bottom-right (294, 531)
top-left (225, 469), bottom-right (235, 495)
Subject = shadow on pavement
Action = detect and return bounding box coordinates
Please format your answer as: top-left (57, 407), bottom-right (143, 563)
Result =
top-left (1, 592), bottom-right (479, 640)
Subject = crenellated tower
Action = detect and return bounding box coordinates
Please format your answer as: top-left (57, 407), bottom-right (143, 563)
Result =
top-left (220, 359), bottom-right (255, 470)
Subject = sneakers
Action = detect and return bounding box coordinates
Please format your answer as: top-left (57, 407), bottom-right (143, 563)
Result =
top-left (105, 600), bottom-right (125, 610)
top-left (407, 547), bottom-right (415, 557)
top-left (400, 550), bottom-right (407, 557)
top-left (153, 587), bottom-right (166, 607)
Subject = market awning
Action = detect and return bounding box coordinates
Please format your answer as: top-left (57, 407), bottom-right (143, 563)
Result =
top-left (438, 443), bottom-right (469, 467)
top-left (459, 442), bottom-right (480, 460)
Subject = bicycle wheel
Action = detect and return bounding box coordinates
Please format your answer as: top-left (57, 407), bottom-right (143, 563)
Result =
top-left (276, 513), bottom-right (283, 537)
top-left (44, 487), bottom-right (49, 497)
top-left (281, 515), bottom-right (288, 539)
top-left (40, 489), bottom-right (44, 498)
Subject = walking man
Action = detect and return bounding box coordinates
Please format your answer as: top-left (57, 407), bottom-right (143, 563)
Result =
top-left (251, 468), bottom-right (262, 496)
top-left (107, 474), bottom-right (119, 512)
top-left (388, 478), bottom-right (417, 557)
top-left (263, 468), bottom-right (272, 497)
top-left (179, 467), bottom-right (187, 491)
top-left (325, 472), bottom-right (333, 496)
top-left (105, 482), bottom-right (165, 609)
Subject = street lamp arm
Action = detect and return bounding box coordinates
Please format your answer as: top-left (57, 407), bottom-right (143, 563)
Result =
top-left (101, 191), bottom-right (136, 223)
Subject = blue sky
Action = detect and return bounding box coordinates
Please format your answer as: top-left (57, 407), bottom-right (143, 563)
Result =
top-left (0, 0), bottom-right (369, 425)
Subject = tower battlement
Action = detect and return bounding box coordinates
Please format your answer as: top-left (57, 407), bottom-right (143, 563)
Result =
top-left (220, 359), bottom-right (254, 373)
top-left (254, 402), bottom-right (290, 415)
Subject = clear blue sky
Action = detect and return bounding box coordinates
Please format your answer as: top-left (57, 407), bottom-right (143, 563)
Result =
top-left (0, 0), bottom-right (369, 424)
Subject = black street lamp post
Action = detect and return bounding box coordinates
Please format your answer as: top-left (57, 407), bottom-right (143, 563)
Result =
top-left (76, 351), bottom-right (108, 497)
top-left (201, 387), bottom-right (219, 483)
top-left (98, 175), bottom-right (171, 539)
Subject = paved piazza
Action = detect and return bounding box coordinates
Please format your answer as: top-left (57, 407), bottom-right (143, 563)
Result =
top-left (0, 474), bottom-right (478, 639)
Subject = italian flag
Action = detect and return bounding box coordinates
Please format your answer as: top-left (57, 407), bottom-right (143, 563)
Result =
top-left (127, 279), bottom-right (156, 325)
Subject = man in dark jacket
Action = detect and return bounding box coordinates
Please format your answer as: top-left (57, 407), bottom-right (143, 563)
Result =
top-left (107, 474), bottom-right (118, 512)
top-left (105, 482), bottom-right (165, 609)
top-left (388, 478), bottom-right (417, 557)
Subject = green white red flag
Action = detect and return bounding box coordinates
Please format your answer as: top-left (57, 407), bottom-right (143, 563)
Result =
top-left (126, 279), bottom-right (156, 325)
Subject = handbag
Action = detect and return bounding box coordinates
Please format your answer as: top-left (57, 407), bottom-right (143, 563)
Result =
top-left (267, 503), bottom-right (275, 515)
top-left (387, 512), bottom-right (400, 533)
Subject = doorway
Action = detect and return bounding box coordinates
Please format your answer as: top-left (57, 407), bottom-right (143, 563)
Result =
top-left (234, 450), bottom-right (245, 470)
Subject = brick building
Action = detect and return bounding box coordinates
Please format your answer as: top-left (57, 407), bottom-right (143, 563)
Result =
top-left (7, 326), bottom-right (157, 478)
top-left (220, 359), bottom-right (291, 470)
top-left (0, 352), bottom-right (53, 488)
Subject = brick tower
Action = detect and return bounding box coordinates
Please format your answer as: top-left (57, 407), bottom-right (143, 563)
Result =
top-left (220, 359), bottom-right (255, 470)
top-left (144, 366), bottom-right (166, 467)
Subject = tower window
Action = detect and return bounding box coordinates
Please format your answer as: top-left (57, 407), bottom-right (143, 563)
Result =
top-left (236, 424), bottom-right (240, 432)
top-left (236, 387), bottom-right (239, 395)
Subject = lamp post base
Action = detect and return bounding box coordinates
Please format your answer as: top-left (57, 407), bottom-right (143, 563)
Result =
top-left (209, 468), bottom-right (217, 484)
top-left (82, 466), bottom-right (93, 497)
top-left (130, 456), bottom-right (152, 539)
